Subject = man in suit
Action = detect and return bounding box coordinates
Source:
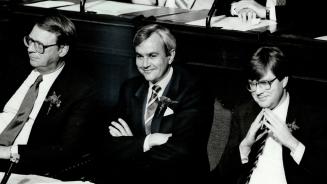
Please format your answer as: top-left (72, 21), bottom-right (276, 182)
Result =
top-left (212, 46), bottom-right (327, 184)
top-left (103, 24), bottom-right (213, 183)
top-left (0, 13), bottom-right (98, 179)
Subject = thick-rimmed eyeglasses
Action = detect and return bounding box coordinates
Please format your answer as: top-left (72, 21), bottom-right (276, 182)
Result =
top-left (247, 77), bottom-right (277, 92)
top-left (23, 35), bottom-right (58, 54)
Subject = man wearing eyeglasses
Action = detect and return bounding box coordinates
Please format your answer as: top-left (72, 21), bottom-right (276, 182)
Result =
top-left (0, 13), bottom-right (98, 180)
top-left (212, 46), bottom-right (327, 184)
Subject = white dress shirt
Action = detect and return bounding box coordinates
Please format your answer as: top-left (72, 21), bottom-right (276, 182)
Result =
top-left (0, 64), bottom-right (64, 146)
top-left (143, 67), bottom-right (173, 152)
top-left (248, 92), bottom-right (305, 184)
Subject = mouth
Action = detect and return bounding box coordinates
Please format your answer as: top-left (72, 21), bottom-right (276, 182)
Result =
top-left (142, 69), bottom-right (154, 74)
top-left (257, 95), bottom-right (269, 101)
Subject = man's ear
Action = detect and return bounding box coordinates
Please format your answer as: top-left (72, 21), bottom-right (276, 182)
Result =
top-left (282, 76), bottom-right (289, 88)
top-left (168, 49), bottom-right (175, 65)
top-left (58, 45), bottom-right (69, 57)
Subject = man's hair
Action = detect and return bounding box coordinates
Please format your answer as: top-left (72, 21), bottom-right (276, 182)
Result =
top-left (246, 46), bottom-right (290, 81)
top-left (133, 24), bottom-right (176, 56)
top-left (35, 13), bottom-right (76, 47)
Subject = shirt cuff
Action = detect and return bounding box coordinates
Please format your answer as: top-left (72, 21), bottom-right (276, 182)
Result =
top-left (239, 147), bottom-right (249, 164)
top-left (143, 134), bottom-right (151, 152)
top-left (11, 145), bottom-right (18, 154)
top-left (290, 142), bottom-right (305, 164)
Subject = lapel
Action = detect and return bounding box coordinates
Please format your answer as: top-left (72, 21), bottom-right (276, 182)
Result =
top-left (33, 64), bottom-right (71, 124)
top-left (134, 81), bottom-right (149, 135)
top-left (151, 69), bottom-right (180, 133)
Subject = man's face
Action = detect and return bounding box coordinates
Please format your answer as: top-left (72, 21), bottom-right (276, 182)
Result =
top-left (135, 33), bottom-right (173, 83)
top-left (27, 25), bottom-right (63, 74)
top-left (250, 70), bottom-right (288, 109)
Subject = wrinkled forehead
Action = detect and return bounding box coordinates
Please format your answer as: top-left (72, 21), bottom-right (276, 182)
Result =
top-left (29, 25), bottom-right (58, 44)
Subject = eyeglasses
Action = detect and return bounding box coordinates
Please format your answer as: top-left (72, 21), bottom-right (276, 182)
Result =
top-left (247, 77), bottom-right (277, 92)
top-left (23, 35), bottom-right (58, 54)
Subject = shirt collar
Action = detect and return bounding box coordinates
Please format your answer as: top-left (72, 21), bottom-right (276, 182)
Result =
top-left (31, 62), bottom-right (65, 81)
top-left (148, 67), bottom-right (173, 96)
top-left (271, 91), bottom-right (290, 123)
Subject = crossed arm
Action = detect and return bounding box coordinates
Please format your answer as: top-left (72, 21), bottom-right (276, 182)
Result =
top-left (109, 118), bottom-right (172, 150)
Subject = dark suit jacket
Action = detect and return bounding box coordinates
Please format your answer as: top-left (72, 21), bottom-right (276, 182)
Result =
top-left (212, 93), bottom-right (327, 184)
top-left (0, 63), bottom-right (100, 179)
top-left (102, 66), bottom-right (213, 183)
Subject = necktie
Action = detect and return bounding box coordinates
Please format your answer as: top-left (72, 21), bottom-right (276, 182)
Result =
top-left (0, 75), bottom-right (43, 146)
top-left (145, 85), bottom-right (161, 135)
top-left (243, 117), bottom-right (269, 184)
top-left (175, 0), bottom-right (195, 9)
top-left (276, 0), bottom-right (286, 6)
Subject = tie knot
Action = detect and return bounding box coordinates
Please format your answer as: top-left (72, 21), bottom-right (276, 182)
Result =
top-left (35, 75), bottom-right (43, 84)
top-left (152, 85), bottom-right (161, 93)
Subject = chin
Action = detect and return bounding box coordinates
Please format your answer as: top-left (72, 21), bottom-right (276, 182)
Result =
top-left (255, 100), bottom-right (271, 109)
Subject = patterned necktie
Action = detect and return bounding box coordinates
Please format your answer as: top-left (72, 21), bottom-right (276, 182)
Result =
top-left (175, 0), bottom-right (195, 9)
top-left (243, 117), bottom-right (269, 184)
top-left (276, 0), bottom-right (286, 6)
top-left (145, 85), bottom-right (161, 135)
top-left (0, 75), bottom-right (43, 146)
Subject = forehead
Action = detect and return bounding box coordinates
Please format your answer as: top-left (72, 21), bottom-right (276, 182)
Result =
top-left (135, 33), bottom-right (165, 54)
top-left (251, 70), bottom-right (276, 81)
top-left (29, 25), bottom-right (57, 44)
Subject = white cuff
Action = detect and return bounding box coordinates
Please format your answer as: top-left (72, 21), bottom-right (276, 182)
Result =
top-left (239, 146), bottom-right (249, 164)
top-left (143, 134), bottom-right (151, 152)
top-left (10, 145), bottom-right (18, 154)
top-left (290, 142), bottom-right (305, 164)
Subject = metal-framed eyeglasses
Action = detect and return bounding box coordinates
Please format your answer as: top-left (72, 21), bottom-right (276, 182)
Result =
top-left (247, 77), bottom-right (278, 92)
top-left (23, 35), bottom-right (58, 54)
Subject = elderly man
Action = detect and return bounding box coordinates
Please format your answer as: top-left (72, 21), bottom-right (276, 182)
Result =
top-left (0, 13), bottom-right (98, 179)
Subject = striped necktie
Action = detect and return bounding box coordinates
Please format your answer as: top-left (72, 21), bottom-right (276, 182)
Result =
top-left (243, 118), bottom-right (269, 184)
top-left (0, 75), bottom-right (43, 146)
top-left (175, 0), bottom-right (195, 9)
top-left (145, 85), bottom-right (161, 135)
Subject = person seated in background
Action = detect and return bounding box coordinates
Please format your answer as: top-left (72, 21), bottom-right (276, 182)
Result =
top-left (132, 0), bottom-right (215, 10)
top-left (211, 46), bottom-right (327, 184)
top-left (216, 0), bottom-right (326, 31)
top-left (0, 13), bottom-right (99, 180)
top-left (101, 24), bottom-right (213, 183)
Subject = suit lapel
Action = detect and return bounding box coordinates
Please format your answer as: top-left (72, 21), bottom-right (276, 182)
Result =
top-left (151, 69), bottom-right (180, 133)
top-left (134, 81), bottom-right (149, 135)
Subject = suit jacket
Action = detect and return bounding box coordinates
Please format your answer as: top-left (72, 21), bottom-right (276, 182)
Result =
top-left (0, 63), bottom-right (99, 178)
top-left (212, 93), bottom-right (327, 184)
top-left (102, 66), bottom-right (213, 183)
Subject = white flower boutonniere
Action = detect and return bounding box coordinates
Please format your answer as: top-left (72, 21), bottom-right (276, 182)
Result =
top-left (157, 96), bottom-right (178, 116)
top-left (287, 120), bottom-right (300, 133)
top-left (44, 91), bottom-right (62, 115)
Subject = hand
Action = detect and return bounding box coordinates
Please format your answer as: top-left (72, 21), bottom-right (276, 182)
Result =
top-left (109, 118), bottom-right (133, 137)
top-left (263, 109), bottom-right (299, 152)
top-left (237, 8), bottom-right (258, 23)
top-left (239, 110), bottom-right (265, 156)
top-left (148, 133), bottom-right (172, 147)
top-left (0, 146), bottom-right (11, 159)
top-left (231, 0), bottom-right (266, 18)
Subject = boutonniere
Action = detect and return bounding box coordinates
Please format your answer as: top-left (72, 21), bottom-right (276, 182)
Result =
top-left (157, 96), bottom-right (178, 116)
top-left (287, 120), bottom-right (300, 133)
top-left (44, 91), bottom-right (62, 115)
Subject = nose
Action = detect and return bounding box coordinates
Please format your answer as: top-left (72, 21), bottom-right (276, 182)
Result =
top-left (27, 43), bottom-right (36, 53)
top-left (254, 85), bottom-right (265, 95)
top-left (142, 57), bottom-right (150, 68)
